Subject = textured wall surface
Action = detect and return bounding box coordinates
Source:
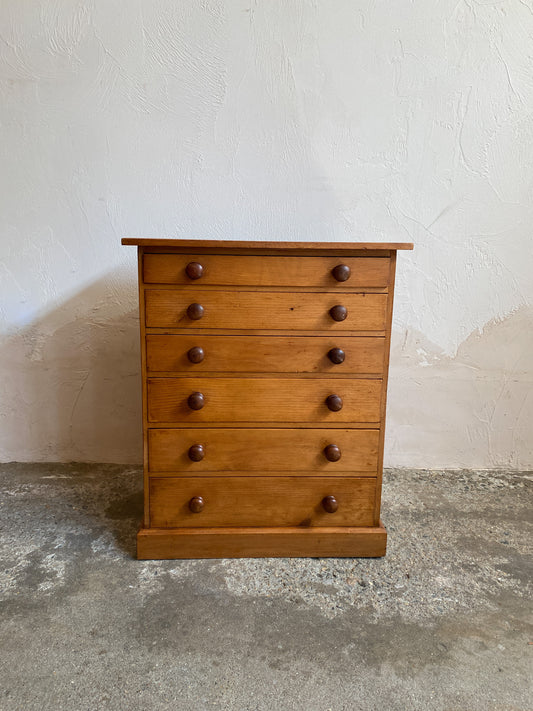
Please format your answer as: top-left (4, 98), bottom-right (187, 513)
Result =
top-left (1, 1), bottom-right (532, 467)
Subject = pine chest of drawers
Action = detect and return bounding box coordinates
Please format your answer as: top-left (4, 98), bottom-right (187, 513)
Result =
top-left (122, 238), bottom-right (413, 559)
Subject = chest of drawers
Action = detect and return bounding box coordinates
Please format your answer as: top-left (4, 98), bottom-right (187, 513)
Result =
top-left (122, 238), bottom-right (413, 559)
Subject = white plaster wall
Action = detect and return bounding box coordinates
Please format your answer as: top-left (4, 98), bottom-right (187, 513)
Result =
top-left (1, 1), bottom-right (532, 467)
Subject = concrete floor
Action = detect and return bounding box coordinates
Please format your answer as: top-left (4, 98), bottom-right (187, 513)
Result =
top-left (0, 464), bottom-right (531, 711)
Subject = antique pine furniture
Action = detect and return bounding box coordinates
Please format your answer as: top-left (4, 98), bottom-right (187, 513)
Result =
top-left (122, 238), bottom-right (413, 559)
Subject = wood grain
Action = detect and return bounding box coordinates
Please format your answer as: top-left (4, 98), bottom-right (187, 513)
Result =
top-left (149, 476), bottom-right (376, 528)
top-left (145, 290), bottom-right (388, 331)
top-left (147, 377), bottom-right (382, 424)
top-left (122, 237), bottom-right (413, 251)
top-left (143, 254), bottom-right (391, 287)
top-left (137, 523), bottom-right (387, 559)
top-left (148, 427), bottom-right (380, 474)
top-left (373, 250), bottom-right (398, 525)
top-left (146, 335), bottom-right (385, 374)
top-left (138, 248), bottom-right (150, 527)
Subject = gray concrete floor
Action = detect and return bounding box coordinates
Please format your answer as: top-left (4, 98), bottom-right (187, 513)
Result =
top-left (0, 464), bottom-right (531, 711)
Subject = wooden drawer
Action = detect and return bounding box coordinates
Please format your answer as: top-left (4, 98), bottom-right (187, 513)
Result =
top-left (146, 335), bottom-right (385, 374)
top-left (143, 253), bottom-right (390, 288)
top-left (145, 290), bottom-right (388, 331)
top-left (148, 428), bottom-right (380, 474)
top-left (147, 377), bottom-right (382, 424)
top-left (149, 476), bottom-right (377, 528)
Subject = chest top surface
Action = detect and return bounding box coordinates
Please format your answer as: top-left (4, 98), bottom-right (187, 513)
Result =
top-left (122, 238), bottom-right (413, 253)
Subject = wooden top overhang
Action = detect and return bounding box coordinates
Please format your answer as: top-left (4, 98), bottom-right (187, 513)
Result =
top-left (122, 238), bottom-right (414, 252)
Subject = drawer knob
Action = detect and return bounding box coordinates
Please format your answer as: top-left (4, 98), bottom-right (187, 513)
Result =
top-left (324, 444), bottom-right (342, 462)
top-left (187, 303), bottom-right (205, 320)
top-left (187, 346), bottom-right (205, 363)
top-left (189, 496), bottom-right (204, 513)
top-left (185, 262), bottom-right (204, 280)
top-left (322, 495), bottom-right (338, 513)
top-left (188, 392), bottom-right (205, 410)
top-left (327, 347), bottom-right (345, 364)
top-left (325, 394), bottom-right (343, 412)
top-left (331, 264), bottom-right (351, 282)
top-left (329, 305), bottom-right (347, 322)
top-left (188, 444), bottom-right (205, 461)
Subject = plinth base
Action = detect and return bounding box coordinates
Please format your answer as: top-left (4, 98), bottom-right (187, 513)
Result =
top-left (137, 522), bottom-right (387, 559)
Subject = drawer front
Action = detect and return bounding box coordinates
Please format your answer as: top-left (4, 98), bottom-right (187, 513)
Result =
top-left (149, 476), bottom-right (376, 528)
top-left (148, 428), bottom-right (380, 474)
top-left (145, 290), bottom-right (388, 331)
top-left (144, 253), bottom-right (390, 288)
top-left (147, 377), bottom-right (382, 424)
top-left (146, 335), bottom-right (385, 374)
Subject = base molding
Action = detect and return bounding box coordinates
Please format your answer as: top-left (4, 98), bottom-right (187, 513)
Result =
top-left (137, 522), bottom-right (387, 559)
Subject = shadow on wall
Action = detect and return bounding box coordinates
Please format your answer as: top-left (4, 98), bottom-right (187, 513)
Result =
top-left (0, 270), bottom-right (142, 464)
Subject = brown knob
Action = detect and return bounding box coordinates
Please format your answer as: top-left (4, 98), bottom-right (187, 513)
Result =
top-left (187, 303), bottom-right (204, 320)
top-left (329, 305), bottom-right (347, 322)
top-left (188, 392), bottom-right (205, 410)
top-left (326, 394), bottom-right (343, 412)
top-left (324, 444), bottom-right (342, 462)
top-left (332, 264), bottom-right (351, 282)
top-left (188, 444), bottom-right (205, 461)
top-left (189, 496), bottom-right (204, 513)
top-left (185, 262), bottom-right (204, 280)
top-left (322, 495), bottom-right (338, 513)
top-left (187, 346), bottom-right (204, 363)
top-left (327, 347), bottom-right (345, 364)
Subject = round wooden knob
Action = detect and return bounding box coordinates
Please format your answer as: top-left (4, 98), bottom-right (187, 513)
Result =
top-left (187, 346), bottom-right (205, 364)
top-left (185, 262), bottom-right (204, 280)
top-left (188, 444), bottom-right (205, 461)
top-left (189, 496), bottom-right (204, 513)
top-left (322, 495), bottom-right (338, 513)
top-left (325, 394), bottom-right (343, 412)
top-left (329, 305), bottom-right (347, 322)
top-left (327, 347), bottom-right (345, 364)
top-left (188, 392), bottom-right (205, 410)
top-left (332, 264), bottom-right (351, 282)
top-left (187, 303), bottom-right (204, 320)
top-left (324, 444), bottom-right (342, 462)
